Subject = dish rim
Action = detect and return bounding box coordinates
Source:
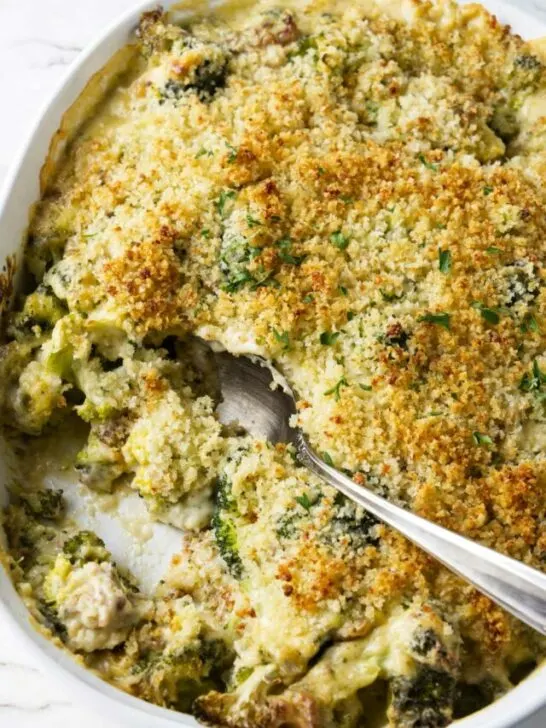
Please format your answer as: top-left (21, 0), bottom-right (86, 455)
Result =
top-left (0, 0), bottom-right (546, 726)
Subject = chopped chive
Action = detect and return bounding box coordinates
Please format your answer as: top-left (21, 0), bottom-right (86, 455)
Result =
top-left (359, 384), bottom-right (372, 391)
top-left (201, 229), bottom-right (211, 239)
top-left (303, 293), bottom-right (314, 303)
top-left (486, 246), bottom-right (502, 255)
top-left (338, 285), bottom-right (348, 296)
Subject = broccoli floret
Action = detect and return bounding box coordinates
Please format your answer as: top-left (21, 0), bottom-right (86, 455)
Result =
top-left (389, 667), bottom-right (456, 728)
top-left (212, 475), bottom-right (243, 579)
top-left (63, 530), bottom-right (111, 565)
top-left (328, 491), bottom-right (380, 547)
top-left (19, 489), bottom-right (65, 520)
top-left (512, 54), bottom-right (543, 89)
top-left (137, 638), bottom-right (233, 711)
top-left (75, 420), bottom-right (128, 491)
top-left (161, 60), bottom-right (228, 102)
top-left (503, 260), bottom-right (541, 307)
top-left (7, 287), bottom-right (66, 341)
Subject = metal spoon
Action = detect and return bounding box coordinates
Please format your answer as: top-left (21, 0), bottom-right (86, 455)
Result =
top-left (213, 348), bottom-right (546, 635)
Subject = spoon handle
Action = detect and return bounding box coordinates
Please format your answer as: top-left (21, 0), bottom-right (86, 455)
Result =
top-left (299, 437), bottom-right (546, 635)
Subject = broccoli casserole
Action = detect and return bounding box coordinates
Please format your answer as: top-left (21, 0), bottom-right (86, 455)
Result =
top-left (3, 0), bottom-right (546, 724)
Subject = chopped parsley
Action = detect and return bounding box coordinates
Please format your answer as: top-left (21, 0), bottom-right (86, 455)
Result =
top-left (338, 285), bottom-right (348, 296)
top-left (320, 331), bottom-right (340, 345)
top-left (295, 493), bottom-right (312, 511)
top-left (226, 143), bottom-right (238, 163)
top-left (201, 229), bottom-right (211, 239)
top-left (483, 186), bottom-right (494, 196)
top-left (303, 293), bottom-right (314, 303)
top-left (438, 248), bottom-right (452, 274)
top-left (359, 384), bottom-right (372, 392)
top-left (472, 431), bottom-right (493, 447)
top-left (418, 154), bottom-right (438, 171)
top-left (330, 230), bottom-right (350, 250)
top-left (222, 269), bottom-right (254, 293)
top-left (324, 376), bottom-right (348, 401)
top-left (471, 301), bottom-right (500, 325)
top-left (519, 359), bottom-right (546, 393)
top-left (195, 147), bottom-right (212, 159)
top-left (272, 328), bottom-right (290, 350)
top-left (521, 313), bottom-right (540, 334)
top-left (418, 312), bottom-right (451, 330)
top-left (246, 214), bottom-right (262, 228)
top-left (322, 451), bottom-right (334, 466)
top-left (277, 238), bottom-right (306, 266)
top-left (216, 189), bottom-right (236, 217)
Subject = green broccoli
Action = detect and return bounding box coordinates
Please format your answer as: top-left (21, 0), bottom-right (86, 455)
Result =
top-left (327, 491), bottom-right (380, 547)
top-left (160, 60), bottom-right (228, 103)
top-left (389, 667), bottom-right (456, 728)
top-left (212, 475), bottom-right (243, 579)
top-left (7, 286), bottom-right (66, 341)
top-left (63, 530), bottom-right (111, 565)
top-left (136, 638), bottom-right (233, 711)
top-left (19, 489), bottom-right (65, 520)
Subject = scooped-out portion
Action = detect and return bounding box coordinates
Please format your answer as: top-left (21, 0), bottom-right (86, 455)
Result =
top-left (3, 0), bottom-right (546, 725)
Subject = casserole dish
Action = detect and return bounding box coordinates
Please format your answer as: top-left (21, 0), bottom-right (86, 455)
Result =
top-left (1, 0), bottom-right (546, 725)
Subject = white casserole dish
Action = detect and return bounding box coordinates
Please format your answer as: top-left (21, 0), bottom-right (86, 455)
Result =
top-left (0, 0), bottom-right (546, 725)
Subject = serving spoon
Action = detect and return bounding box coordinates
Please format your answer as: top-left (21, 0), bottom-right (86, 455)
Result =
top-left (212, 349), bottom-right (546, 635)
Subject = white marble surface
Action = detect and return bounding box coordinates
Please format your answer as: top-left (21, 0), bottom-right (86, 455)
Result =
top-left (2, 0), bottom-right (546, 725)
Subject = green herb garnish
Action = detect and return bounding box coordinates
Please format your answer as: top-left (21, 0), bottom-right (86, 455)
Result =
top-left (521, 313), bottom-right (540, 334)
top-left (471, 301), bottom-right (500, 325)
top-left (418, 154), bottom-right (438, 171)
top-left (322, 452), bottom-right (334, 466)
top-left (272, 328), bottom-right (290, 350)
top-left (330, 230), bottom-right (350, 250)
top-left (473, 431), bottom-right (493, 447)
top-left (324, 376), bottom-right (348, 401)
top-left (216, 190), bottom-right (236, 217)
top-left (246, 214), bottom-right (262, 228)
top-left (295, 494), bottom-right (312, 511)
top-left (438, 248), bottom-right (452, 274)
top-left (520, 359), bottom-right (546, 392)
top-left (418, 312), bottom-right (451, 330)
top-left (320, 331), bottom-right (340, 345)
top-left (226, 144), bottom-right (238, 163)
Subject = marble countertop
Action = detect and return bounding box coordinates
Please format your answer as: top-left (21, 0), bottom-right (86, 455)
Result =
top-left (1, 0), bottom-right (546, 725)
